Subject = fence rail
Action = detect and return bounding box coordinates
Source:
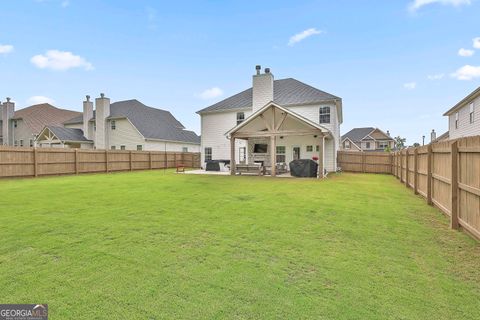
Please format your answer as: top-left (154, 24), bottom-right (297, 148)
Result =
top-left (338, 135), bottom-right (480, 241)
top-left (0, 146), bottom-right (200, 178)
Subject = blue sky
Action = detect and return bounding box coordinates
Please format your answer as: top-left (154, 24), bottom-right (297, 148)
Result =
top-left (1, 0), bottom-right (480, 144)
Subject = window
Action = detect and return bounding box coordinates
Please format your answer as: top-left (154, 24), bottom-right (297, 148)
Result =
top-left (29, 139), bottom-right (34, 147)
top-left (276, 146), bottom-right (286, 163)
top-left (366, 142), bottom-right (371, 149)
top-left (205, 147), bottom-right (212, 161)
top-left (13, 120), bottom-right (17, 128)
top-left (378, 141), bottom-right (389, 149)
top-left (319, 106), bottom-right (330, 124)
top-left (236, 112), bottom-right (245, 125)
top-left (454, 112), bottom-right (459, 129)
top-left (111, 120), bottom-right (116, 130)
top-left (470, 103), bottom-right (475, 124)
top-left (14, 140), bottom-right (18, 147)
top-left (94, 124), bottom-right (96, 131)
top-left (306, 145), bottom-right (313, 152)
top-left (111, 146), bottom-right (116, 150)
top-left (182, 147), bottom-right (188, 152)
top-left (120, 145), bottom-right (126, 150)
top-left (19, 139), bottom-right (24, 147)
top-left (345, 141), bottom-right (350, 149)
top-left (316, 145), bottom-right (320, 152)
top-left (136, 145), bottom-right (143, 151)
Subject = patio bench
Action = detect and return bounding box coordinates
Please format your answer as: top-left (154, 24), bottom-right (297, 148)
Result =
top-left (235, 164), bottom-right (263, 175)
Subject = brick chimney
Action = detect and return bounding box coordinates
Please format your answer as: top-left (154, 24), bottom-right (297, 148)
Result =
top-left (431, 129), bottom-right (436, 143)
top-left (95, 93), bottom-right (110, 149)
top-left (1, 98), bottom-right (15, 145)
top-left (252, 65), bottom-right (274, 112)
top-left (83, 95), bottom-right (93, 140)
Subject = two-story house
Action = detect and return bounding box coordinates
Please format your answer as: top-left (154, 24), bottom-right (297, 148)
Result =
top-left (36, 94), bottom-right (201, 152)
top-left (443, 86), bottom-right (479, 140)
top-left (0, 98), bottom-right (80, 147)
top-left (341, 127), bottom-right (394, 152)
top-left (1, 95), bottom-right (200, 152)
top-left (197, 66), bottom-right (342, 176)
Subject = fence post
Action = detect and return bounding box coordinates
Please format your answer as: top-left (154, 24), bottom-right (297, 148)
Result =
top-left (390, 153), bottom-right (393, 175)
top-left (105, 150), bottom-right (109, 173)
top-left (33, 147), bottom-right (38, 177)
top-left (129, 150), bottom-right (133, 171)
top-left (413, 148), bottom-right (418, 195)
top-left (174, 153), bottom-right (177, 168)
top-left (405, 149), bottom-right (409, 188)
top-left (450, 141), bottom-right (459, 230)
top-left (164, 151), bottom-right (167, 169)
top-left (75, 149), bottom-right (79, 175)
top-left (362, 152), bottom-right (366, 173)
top-left (427, 144), bottom-right (433, 205)
top-left (399, 151), bottom-right (403, 182)
top-left (149, 151), bottom-right (152, 170)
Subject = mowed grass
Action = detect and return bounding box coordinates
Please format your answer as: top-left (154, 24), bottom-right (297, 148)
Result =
top-left (0, 171), bottom-right (480, 319)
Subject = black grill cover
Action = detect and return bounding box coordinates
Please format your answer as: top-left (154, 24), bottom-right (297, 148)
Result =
top-left (289, 159), bottom-right (318, 177)
top-left (205, 161), bottom-right (220, 171)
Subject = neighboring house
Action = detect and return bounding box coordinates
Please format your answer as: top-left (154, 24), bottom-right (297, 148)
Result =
top-left (341, 127), bottom-right (394, 152)
top-left (431, 131), bottom-right (449, 143)
top-left (47, 94), bottom-right (200, 151)
top-left (443, 86), bottom-right (479, 140)
top-left (0, 98), bottom-right (80, 147)
top-left (197, 66), bottom-right (342, 175)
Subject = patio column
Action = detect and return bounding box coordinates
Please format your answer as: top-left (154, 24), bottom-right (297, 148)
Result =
top-left (270, 135), bottom-right (276, 177)
top-left (318, 134), bottom-right (324, 179)
top-left (230, 136), bottom-right (236, 175)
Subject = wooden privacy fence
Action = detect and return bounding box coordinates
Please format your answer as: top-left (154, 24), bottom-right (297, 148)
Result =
top-left (0, 146), bottom-right (201, 179)
top-left (392, 136), bottom-right (480, 241)
top-left (337, 151), bottom-right (393, 174)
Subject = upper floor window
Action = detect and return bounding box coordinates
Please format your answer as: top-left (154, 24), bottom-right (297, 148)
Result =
top-left (319, 107), bottom-right (330, 124)
top-left (205, 147), bottom-right (212, 161)
top-left (13, 120), bottom-right (17, 128)
top-left (236, 112), bottom-right (245, 125)
top-left (111, 120), bottom-right (116, 130)
top-left (345, 141), bottom-right (350, 149)
top-left (378, 141), bottom-right (389, 149)
top-left (470, 103), bottom-right (475, 124)
top-left (455, 112), bottom-right (459, 129)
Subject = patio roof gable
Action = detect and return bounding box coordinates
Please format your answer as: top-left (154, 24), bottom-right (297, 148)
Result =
top-left (225, 102), bottom-right (331, 138)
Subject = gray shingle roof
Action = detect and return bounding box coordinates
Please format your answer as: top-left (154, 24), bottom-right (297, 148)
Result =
top-left (341, 127), bottom-right (375, 142)
top-left (64, 99), bottom-right (200, 144)
top-left (196, 78), bottom-right (340, 114)
top-left (47, 126), bottom-right (92, 142)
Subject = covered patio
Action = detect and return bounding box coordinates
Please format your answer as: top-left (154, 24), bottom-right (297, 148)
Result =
top-left (226, 102), bottom-right (332, 178)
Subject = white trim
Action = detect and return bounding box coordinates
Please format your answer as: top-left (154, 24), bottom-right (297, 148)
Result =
top-left (225, 101), bottom-right (332, 137)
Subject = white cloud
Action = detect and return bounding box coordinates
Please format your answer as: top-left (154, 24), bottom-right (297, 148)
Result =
top-left (0, 44), bottom-right (14, 54)
top-left (473, 37), bottom-right (480, 49)
top-left (427, 73), bottom-right (445, 80)
top-left (451, 65), bottom-right (480, 80)
top-left (199, 87), bottom-right (223, 100)
top-left (288, 28), bottom-right (323, 46)
top-left (27, 96), bottom-right (55, 105)
top-left (403, 82), bottom-right (417, 90)
top-left (408, 0), bottom-right (471, 12)
top-left (30, 50), bottom-right (93, 71)
top-left (458, 48), bottom-right (474, 57)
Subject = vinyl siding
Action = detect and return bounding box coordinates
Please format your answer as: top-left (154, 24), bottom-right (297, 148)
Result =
top-left (200, 103), bottom-right (340, 171)
top-left (12, 119), bottom-right (36, 147)
top-left (107, 118), bottom-right (144, 150)
top-left (200, 110), bottom-right (252, 165)
top-left (145, 141), bottom-right (201, 152)
top-left (449, 95), bottom-right (480, 139)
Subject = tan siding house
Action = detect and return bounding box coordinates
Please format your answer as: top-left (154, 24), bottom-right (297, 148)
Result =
top-left (341, 127), bottom-right (394, 152)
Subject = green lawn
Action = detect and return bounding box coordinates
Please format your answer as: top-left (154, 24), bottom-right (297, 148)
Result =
top-left (0, 171), bottom-right (479, 319)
